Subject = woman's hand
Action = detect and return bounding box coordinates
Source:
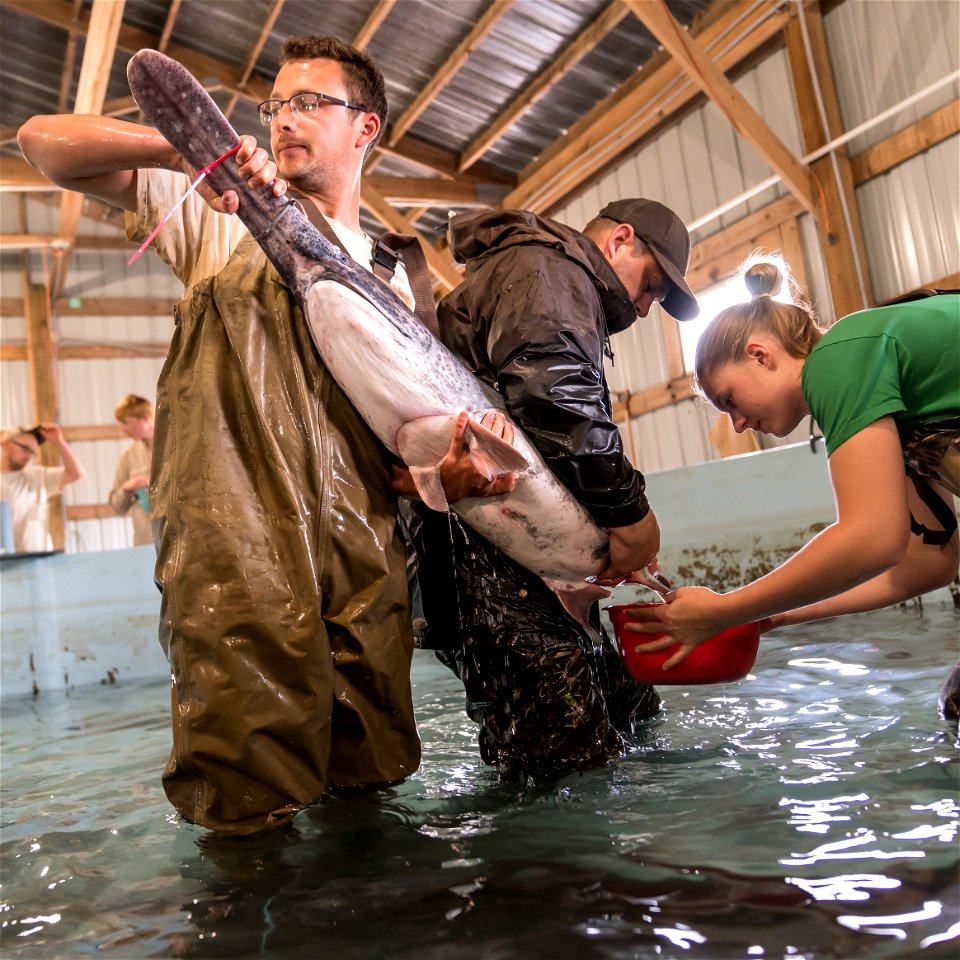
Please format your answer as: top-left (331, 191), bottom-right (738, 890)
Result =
top-left (621, 585), bottom-right (734, 670)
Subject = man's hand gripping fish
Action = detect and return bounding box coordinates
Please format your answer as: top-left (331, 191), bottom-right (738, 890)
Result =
top-left (126, 49), bottom-right (620, 626)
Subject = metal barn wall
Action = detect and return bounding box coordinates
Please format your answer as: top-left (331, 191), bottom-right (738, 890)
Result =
top-left (826, 0), bottom-right (960, 300)
top-left (1, 199), bottom-right (180, 552)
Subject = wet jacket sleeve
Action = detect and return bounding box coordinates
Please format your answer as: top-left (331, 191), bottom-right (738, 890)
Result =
top-left (476, 251), bottom-right (648, 528)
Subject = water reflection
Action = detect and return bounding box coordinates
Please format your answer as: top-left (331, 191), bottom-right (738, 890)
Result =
top-left (782, 830), bottom-right (925, 866)
top-left (788, 873), bottom-right (901, 901)
top-left (789, 657), bottom-right (870, 678)
top-left (837, 898), bottom-right (942, 936)
top-left (1, 607), bottom-right (958, 958)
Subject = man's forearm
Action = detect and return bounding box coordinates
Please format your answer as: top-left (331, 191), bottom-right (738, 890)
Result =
top-left (772, 537), bottom-right (959, 628)
top-left (18, 115), bottom-right (179, 210)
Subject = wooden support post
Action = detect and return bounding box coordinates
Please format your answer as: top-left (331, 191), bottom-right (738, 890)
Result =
top-left (785, 4), bottom-right (874, 317)
top-left (23, 282), bottom-right (66, 550)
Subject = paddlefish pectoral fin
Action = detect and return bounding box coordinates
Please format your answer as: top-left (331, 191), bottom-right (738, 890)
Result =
top-left (464, 416), bottom-right (528, 478)
top-left (407, 465), bottom-right (451, 513)
top-left (397, 412), bottom-right (529, 513)
top-left (545, 579), bottom-right (611, 634)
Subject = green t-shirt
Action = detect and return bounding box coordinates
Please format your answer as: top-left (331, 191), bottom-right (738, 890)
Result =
top-left (801, 293), bottom-right (960, 456)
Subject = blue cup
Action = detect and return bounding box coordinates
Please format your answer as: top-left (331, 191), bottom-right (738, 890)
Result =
top-left (0, 500), bottom-right (14, 554)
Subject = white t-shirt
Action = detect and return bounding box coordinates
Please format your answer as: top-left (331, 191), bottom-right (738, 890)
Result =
top-left (126, 170), bottom-right (415, 308)
top-left (0, 464), bottom-right (65, 552)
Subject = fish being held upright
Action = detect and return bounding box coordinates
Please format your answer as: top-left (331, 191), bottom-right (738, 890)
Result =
top-left (126, 48), bottom-right (612, 623)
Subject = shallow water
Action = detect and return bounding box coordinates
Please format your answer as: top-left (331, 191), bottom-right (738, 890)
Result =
top-left (2, 605), bottom-right (958, 959)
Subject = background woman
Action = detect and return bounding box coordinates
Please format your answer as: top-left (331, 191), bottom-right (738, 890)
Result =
top-left (109, 393), bottom-right (154, 547)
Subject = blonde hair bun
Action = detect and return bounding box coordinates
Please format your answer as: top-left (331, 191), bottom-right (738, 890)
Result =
top-left (743, 261), bottom-right (783, 300)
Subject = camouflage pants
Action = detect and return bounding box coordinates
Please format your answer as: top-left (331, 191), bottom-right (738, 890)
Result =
top-left (407, 505), bottom-right (660, 780)
top-left (903, 417), bottom-right (960, 498)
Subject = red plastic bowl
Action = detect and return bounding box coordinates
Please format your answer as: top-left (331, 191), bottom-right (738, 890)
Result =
top-left (607, 602), bottom-right (760, 685)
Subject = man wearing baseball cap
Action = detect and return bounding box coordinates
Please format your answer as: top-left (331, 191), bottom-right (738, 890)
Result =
top-left (592, 198), bottom-right (699, 321)
top-left (399, 199), bottom-right (698, 782)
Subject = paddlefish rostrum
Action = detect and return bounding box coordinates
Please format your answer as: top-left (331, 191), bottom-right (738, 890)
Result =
top-left (126, 48), bottom-right (614, 623)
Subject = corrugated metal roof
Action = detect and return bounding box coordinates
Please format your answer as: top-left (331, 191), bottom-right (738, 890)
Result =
top-left (0, 0), bottom-right (709, 173)
top-left (0, 0), bottom-right (717, 262)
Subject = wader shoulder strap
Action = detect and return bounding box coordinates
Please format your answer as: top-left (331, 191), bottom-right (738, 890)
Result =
top-left (287, 189), bottom-right (348, 254)
top-left (285, 191), bottom-right (439, 337)
top-left (908, 470), bottom-right (958, 545)
top-left (374, 232), bottom-right (440, 338)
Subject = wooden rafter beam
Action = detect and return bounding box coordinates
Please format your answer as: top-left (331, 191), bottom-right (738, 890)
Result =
top-left (2, 234), bottom-right (71, 251)
top-left (458, 0), bottom-right (628, 172)
top-left (240, 0), bottom-right (284, 87)
top-left (505, 0), bottom-right (789, 212)
top-left (156, 0), bottom-right (182, 53)
top-left (366, 175), bottom-right (499, 207)
top-left (0, 87), bottom-right (225, 146)
top-left (56, 0), bottom-right (85, 113)
top-left (0, 155), bottom-right (56, 191)
top-left (1, 297), bottom-right (179, 317)
top-left (851, 99), bottom-right (960, 183)
top-left (2, 343), bottom-right (171, 361)
top-left (387, 0), bottom-right (514, 147)
top-left (361, 182), bottom-right (462, 293)
top-left (373, 135), bottom-right (514, 186)
top-left (785, 4), bottom-right (872, 317)
top-left (625, 0), bottom-right (817, 216)
top-left (224, 0), bottom-right (286, 118)
top-left (6, 0), bottom-right (510, 188)
top-left (23, 278), bottom-right (67, 547)
top-left (1, 233), bottom-right (137, 251)
top-left (0, 144), bottom-right (505, 218)
top-left (0, 155), bottom-right (503, 216)
top-left (687, 193), bottom-right (805, 276)
top-left (353, 0), bottom-right (397, 50)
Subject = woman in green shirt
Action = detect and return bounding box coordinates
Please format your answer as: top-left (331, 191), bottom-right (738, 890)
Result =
top-left (624, 262), bottom-right (958, 712)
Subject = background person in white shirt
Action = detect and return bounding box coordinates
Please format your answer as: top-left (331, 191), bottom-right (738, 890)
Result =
top-left (0, 424), bottom-right (85, 552)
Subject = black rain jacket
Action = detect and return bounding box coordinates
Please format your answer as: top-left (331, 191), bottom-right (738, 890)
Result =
top-left (438, 209), bottom-right (648, 527)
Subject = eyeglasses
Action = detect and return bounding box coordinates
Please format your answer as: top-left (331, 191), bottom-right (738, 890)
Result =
top-left (9, 439), bottom-right (37, 457)
top-left (258, 92), bottom-right (366, 126)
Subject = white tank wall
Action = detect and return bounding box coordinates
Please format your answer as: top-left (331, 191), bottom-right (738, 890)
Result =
top-left (3, 442), bottom-right (953, 699)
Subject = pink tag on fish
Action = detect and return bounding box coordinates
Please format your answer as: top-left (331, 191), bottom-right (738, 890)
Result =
top-left (126, 141), bottom-right (242, 266)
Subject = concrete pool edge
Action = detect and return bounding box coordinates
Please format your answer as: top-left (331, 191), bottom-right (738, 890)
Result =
top-left (2, 442), bottom-right (956, 699)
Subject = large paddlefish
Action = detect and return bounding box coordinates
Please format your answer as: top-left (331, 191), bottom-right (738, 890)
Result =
top-left (126, 49), bottom-right (612, 621)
